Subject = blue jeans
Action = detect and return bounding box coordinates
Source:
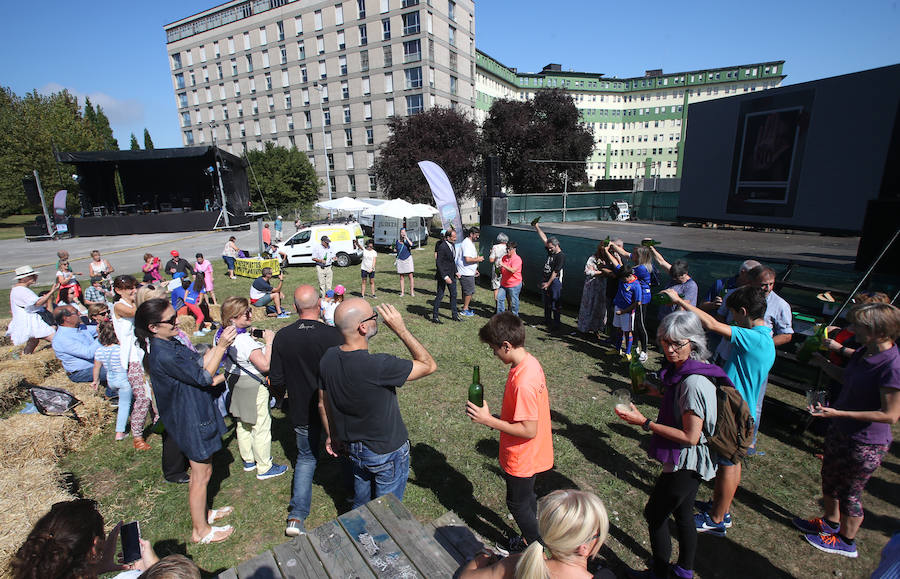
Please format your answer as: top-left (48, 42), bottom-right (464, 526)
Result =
top-left (497, 283), bottom-right (522, 316)
top-left (67, 366), bottom-right (106, 384)
top-left (751, 382), bottom-right (768, 447)
top-left (108, 376), bottom-right (132, 433)
top-left (289, 424), bottom-right (321, 521)
top-left (222, 255), bottom-right (236, 271)
top-left (348, 440), bottom-right (410, 509)
top-left (543, 278), bottom-right (562, 327)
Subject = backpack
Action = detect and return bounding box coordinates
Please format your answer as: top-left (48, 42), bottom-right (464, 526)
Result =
top-left (707, 380), bottom-right (755, 463)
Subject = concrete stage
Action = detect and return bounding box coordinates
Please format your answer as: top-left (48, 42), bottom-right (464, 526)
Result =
top-left (516, 220), bottom-right (861, 269)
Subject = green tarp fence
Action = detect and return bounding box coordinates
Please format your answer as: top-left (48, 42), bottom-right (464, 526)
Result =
top-left (506, 191), bottom-right (679, 223)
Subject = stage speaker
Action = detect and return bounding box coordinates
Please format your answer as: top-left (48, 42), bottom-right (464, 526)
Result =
top-left (855, 199), bottom-right (900, 275)
top-left (481, 196), bottom-right (508, 226)
top-left (485, 156), bottom-right (502, 197)
top-left (22, 178), bottom-right (40, 205)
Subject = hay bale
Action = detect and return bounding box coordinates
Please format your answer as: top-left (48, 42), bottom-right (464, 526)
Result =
top-left (0, 459), bottom-right (75, 574)
top-left (207, 304), bottom-right (221, 323)
top-left (0, 349), bottom-right (62, 386)
top-left (0, 389), bottom-right (112, 468)
top-left (0, 344), bottom-right (24, 362)
top-left (0, 372), bottom-right (28, 415)
top-left (207, 303), bottom-right (266, 323)
top-left (176, 315), bottom-right (197, 335)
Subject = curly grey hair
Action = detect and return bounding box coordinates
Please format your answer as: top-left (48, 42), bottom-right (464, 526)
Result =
top-left (496, 232), bottom-right (509, 244)
top-left (657, 310), bottom-right (710, 361)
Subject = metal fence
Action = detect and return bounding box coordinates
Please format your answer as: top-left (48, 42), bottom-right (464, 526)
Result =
top-left (506, 189), bottom-right (679, 224)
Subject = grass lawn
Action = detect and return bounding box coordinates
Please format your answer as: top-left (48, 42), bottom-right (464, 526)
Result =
top-left (0, 214), bottom-right (38, 241)
top-left (39, 247), bottom-right (898, 578)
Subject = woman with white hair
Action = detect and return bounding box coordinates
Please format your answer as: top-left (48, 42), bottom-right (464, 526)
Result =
top-left (488, 233), bottom-right (509, 304)
top-left (459, 489), bottom-right (610, 579)
top-left (7, 266), bottom-right (59, 354)
top-left (616, 310), bottom-right (723, 579)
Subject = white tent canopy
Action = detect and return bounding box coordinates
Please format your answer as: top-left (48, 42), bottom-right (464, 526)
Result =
top-left (315, 197), bottom-right (376, 212)
top-left (361, 198), bottom-right (434, 219)
top-left (411, 203), bottom-right (439, 216)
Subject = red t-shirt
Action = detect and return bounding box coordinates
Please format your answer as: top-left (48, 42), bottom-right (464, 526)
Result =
top-left (500, 253), bottom-right (523, 288)
top-left (262, 228), bottom-right (272, 245)
top-left (499, 353), bottom-right (553, 477)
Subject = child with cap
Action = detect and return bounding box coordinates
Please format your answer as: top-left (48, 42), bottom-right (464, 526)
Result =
top-left (320, 290), bottom-right (338, 326)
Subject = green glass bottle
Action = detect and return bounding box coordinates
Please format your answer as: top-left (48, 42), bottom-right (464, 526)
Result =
top-left (629, 350), bottom-right (647, 394)
top-left (601, 236), bottom-right (611, 247)
top-left (468, 365), bottom-right (484, 407)
top-left (641, 239), bottom-right (661, 247)
top-left (530, 216), bottom-right (542, 226)
top-left (650, 292), bottom-right (684, 306)
top-left (796, 324), bottom-right (828, 363)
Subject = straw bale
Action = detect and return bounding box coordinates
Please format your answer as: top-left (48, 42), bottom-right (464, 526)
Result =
top-left (0, 372), bottom-right (28, 415)
top-left (207, 303), bottom-right (266, 323)
top-left (0, 460), bottom-right (75, 575)
top-left (0, 344), bottom-right (24, 362)
top-left (0, 349), bottom-right (61, 386)
top-left (0, 390), bottom-right (112, 468)
top-left (207, 304), bottom-right (222, 323)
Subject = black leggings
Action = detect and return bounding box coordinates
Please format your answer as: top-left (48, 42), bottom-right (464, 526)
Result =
top-left (644, 469), bottom-right (701, 576)
top-left (505, 472), bottom-right (540, 543)
top-left (634, 303), bottom-right (649, 352)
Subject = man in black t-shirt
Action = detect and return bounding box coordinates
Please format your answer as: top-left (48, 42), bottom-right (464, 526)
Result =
top-left (319, 298), bottom-right (437, 509)
top-left (534, 223), bottom-right (566, 329)
top-left (270, 285), bottom-right (343, 537)
top-left (164, 250), bottom-right (193, 279)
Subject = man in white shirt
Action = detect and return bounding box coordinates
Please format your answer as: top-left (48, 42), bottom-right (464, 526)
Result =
top-left (457, 227), bottom-right (483, 317)
top-left (311, 236), bottom-right (336, 296)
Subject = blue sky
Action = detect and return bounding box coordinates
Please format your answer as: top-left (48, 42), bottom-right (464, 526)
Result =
top-left (7, 0), bottom-right (898, 149)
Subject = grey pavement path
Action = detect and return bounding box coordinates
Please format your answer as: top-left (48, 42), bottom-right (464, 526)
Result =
top-left (1, 226), bottom-right (271, 283)
top-left (511, 221), bottom-right (860, 268)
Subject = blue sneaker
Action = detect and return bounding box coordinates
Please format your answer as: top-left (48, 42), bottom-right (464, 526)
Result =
top-left (694, 510), bottom-right (727, 536)
top-left (277, 312), bottom-right (290, 319)
top-left (257, 463), bottom-right (288, 480)
top-left (242, 461), bottom-right (257, 471)
top-left (793, 517), bottom-right (839, 535)
top-left (694, 501), bottom-right (732, 528)
top-left (460, 309), bottom-right (475, 317)
top-left (804, 532), bottom-right (858, 558)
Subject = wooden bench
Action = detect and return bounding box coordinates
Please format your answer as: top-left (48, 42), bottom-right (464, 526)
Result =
top-left (218, 493), bottom-right (485, 578)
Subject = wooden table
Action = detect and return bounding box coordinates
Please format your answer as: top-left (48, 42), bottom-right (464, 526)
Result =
top-left (218, 493), bottom-right (482, 578)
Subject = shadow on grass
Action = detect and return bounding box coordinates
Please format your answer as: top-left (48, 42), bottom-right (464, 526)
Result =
top-left (409, 442), bottom-right (516, 543)
top-left (550, 409), bottom-right (653, 496)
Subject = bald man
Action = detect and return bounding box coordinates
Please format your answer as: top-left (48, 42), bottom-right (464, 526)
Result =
top-left (319, 299), bottom-right (436, 508)
top-left (269, 285), bottom-right (344, 537)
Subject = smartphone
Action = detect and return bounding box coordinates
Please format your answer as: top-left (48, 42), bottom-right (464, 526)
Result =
top-left (251, 328), bottom-right (265, 338)
top-left (120, 521), bottom-right (141, 564)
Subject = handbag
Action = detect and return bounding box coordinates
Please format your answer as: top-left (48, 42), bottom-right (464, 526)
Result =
top-left (29, 386), bottom-right (82, 422)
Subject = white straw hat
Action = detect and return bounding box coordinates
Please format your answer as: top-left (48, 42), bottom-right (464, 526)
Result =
top-left (15, 265), bottom-right (37, 279)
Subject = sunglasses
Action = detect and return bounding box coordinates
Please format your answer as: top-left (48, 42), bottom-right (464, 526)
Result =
top-left (360, 311), bottom-right (378, 325)
top-left (93, 310), bottom-right (110, 317)
top-left (155, 314), bottom-right (178, 327)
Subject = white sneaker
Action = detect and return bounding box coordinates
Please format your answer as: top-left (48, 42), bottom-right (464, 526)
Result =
top-left (639, 351), bottom-right (648, 362)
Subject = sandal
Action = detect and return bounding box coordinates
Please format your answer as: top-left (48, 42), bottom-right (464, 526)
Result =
top-left (207, 506), bottom-right (234, 524)
top-left (197, 525), bottom-right (234, 544)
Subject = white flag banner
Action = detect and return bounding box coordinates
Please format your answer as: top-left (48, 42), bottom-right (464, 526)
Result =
top-left (418, 161), bottom-right (463, 236)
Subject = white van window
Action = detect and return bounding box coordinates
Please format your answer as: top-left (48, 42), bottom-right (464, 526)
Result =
top-left (292, 230), bottom-right (311, 244)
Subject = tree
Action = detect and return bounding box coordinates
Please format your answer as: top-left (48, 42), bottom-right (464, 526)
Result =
top-left (129, 133), bottom-right (140, 150)
top-left (0, 87), bottom-right (109, 217)
top-left (143, 128), bottom-right (154, 150)
top-left (245, 142), bottom-right (321, 213)
top-left (373, 107), bottom-right (481, 204)
top-left (482, 89), bottom-right (594, 194)
top-left (92, 106), bottom-right (118, 150)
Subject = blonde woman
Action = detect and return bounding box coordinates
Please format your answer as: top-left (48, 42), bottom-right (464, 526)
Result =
top-left (460, 489), bottom-right (610, 579)
top-left (216, 297), bottom-right (287, 480)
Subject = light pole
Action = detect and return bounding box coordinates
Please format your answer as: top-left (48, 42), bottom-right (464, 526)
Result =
top-left (312, 82), bottom-right (333, 205)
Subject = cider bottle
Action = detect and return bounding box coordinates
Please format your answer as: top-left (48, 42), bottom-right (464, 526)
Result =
top-left (468, 365), bottom-right (484, 407)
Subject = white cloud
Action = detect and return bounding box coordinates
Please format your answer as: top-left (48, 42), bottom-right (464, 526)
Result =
top-left (39, 82), bottom-right (145, 126)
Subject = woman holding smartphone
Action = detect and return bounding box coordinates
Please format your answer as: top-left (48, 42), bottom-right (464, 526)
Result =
top-left (134, 298), bottom-right (237, 545)
top-left (216, 297), bottom-right (287, 481)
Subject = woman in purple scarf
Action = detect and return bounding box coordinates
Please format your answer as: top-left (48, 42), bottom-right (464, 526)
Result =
top-left (616, 311), bottom-right (724, 579)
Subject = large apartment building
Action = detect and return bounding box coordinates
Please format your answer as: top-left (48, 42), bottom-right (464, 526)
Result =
top-left (475, 51), bottom-right (786, 182)
top-left (165, 0), bottom-right (475, 197)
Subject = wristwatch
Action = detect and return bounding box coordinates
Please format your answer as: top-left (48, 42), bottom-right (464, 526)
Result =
top-left (642, 418), bottom-right (652, 432)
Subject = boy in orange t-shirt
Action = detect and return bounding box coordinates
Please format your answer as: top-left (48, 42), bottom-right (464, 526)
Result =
top-left (466, 312), bottom-right (553, 549)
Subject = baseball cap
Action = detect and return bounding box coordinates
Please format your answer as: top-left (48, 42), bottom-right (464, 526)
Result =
top-left (170, 250), bottom-right (179, 257)
top-left (321, 235), bottom-right (330, 242)
top-left (90, 275), bottom-right (103, 284)
top-left (334, 285), bottom-right (345, 295)
top-left (325, 290), bottom-right (335, 298)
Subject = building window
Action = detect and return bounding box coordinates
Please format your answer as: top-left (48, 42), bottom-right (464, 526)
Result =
top-left (448, 51), bottom-right (457, 71)
top-left (240, 123), bottom-right (246, 137)
top-left (367, 150), bottom-right (375, 168)
top-left (364, 102), bottom-right (372, 120)
top-left (339, 55), bottom-right (348, 75)
top-left (362, 76), bottom-right (371, 95)
top-left (402, 11), bottom-right (420, 35)
top-left (449, 75), bottom-right (457, 95)
top-left (181, 111), bottom-right (191, 127)
top-left (246, 55), bottom-right (253, 73)
top-left (346, 152), bottom-right (354, 169)
top-left (321, 84), bottom-right (329, 102)
top-left (243, 31), bottom-right (251, 50)
top-left (251, 98), bottom-right (258, 114)
top-left (304, 111), bottom-right (312, 128)
top-left (358, 24), bottom-right (368, 45)
top-left (343, 105), bottom-right (352, 122)
top-left (262, 51), bottom-right (270, 68)
top-left (404, 67), bottom-right (422, 89)
top-left (297, 40), bottom-right (306, 60)
top-left (175, 73), bottom-right (185, 89)
top-left (231, 59), bottom-right (238, 75)
top-left (184, 130), bottom-right (194, 145)
top-left (448, 0), bottom-right (455, 20)
top-left (405, 94), bottom-right (423, 114)
top-left (335, 3), bottom-right (344, 25)
top-left (265, 73), bottom-right (273, 90)
top-left (369, 175), bottom-right (377, 191)
top-left (302, 87), bottom-right (310, 105)
top-left (280, 47), bottom-right (288, 65)
top-left (325, 131), bottom-right (333, 148)
top-left (268, 95), bottom-right (275, 111)
top-left (270, 117), bottom-right (277, 134)
top-left (254, 120), bottom-right (261, 135)
top-left (319, 60), bottom-right (327, 79)
top-left (360, 50), bottom-right (369, 71)
top-left (384, 72), bottom-right (394, 92)
top-left (306, 133), bottom-right (314, 150)
top-left (428, 66), bottom-right (434, 87)
top-left (448, 26), bottom-right (455, 46)
top-left (403, 39), bottom-right (420, 62)
top-left (327, 154), bottom-right (335, 170)
top-left (337, 29), bottom-right (346, 50)
top-left (300, 66), bottom-right (308, 82)
top-left (200, 45), bottom-right (207, 62)
top-left (341, 80), bottom-right (350, 99)
top-left (295, 15), bottom-right (303, 35)
top-left (314, 10), bottom-right (323, 30)
top-left (348, 174), bottom-right (357, 192)
top-left (317, 36), bottom-right (325, 54)
top-left (401, 0), bottom-right (418, 6)
top-left (382, 18), bottom-right (391, 40)
top-left (323, 109), bottom-right (331, 126)
top-left (385, 98), bottom-right (394, 116)
top-left (345, 128), bottom-right (353, 146)
top-left (383, 45), bottom-right (393, 67)
top-left (380, 0), bottom-right (389, 12)
top-left (172, 53), bottom-right (182, 70)
top-left (366, 125), bottom-right (374, 144)
top-left (177, 93), bottom-right (188, 108)
top-left (285, 92), bottom-right (292, 108)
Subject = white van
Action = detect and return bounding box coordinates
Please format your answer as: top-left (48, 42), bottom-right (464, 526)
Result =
top-left (276, 221), bottom-right (364, 267)
top-left (373, 215), bottom-right (429, 251)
